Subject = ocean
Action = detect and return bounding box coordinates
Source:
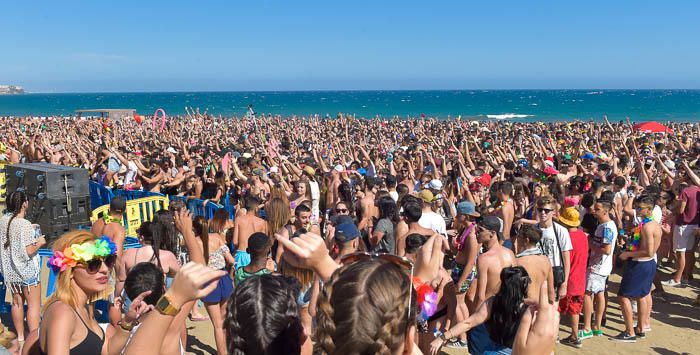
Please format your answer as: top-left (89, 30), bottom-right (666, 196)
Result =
top-left (1, 90), bottom-right (699, 122)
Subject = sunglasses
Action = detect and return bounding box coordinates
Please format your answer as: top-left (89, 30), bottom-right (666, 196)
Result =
top-left (335, 208), bottom-right (349, 214)
top-left (78, 255), bottom-right (117, 274)
top-left (537, 208), bottom-right (554, 214)
top-left (340, 252), bottom-right (414, 323)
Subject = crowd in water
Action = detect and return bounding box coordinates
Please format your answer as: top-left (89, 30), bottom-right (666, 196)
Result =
top-left (0, 113), bottom-right (699, 354)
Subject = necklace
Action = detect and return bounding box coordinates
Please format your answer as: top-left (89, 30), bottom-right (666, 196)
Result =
top-left (629, 216), bottom-right (652, 251)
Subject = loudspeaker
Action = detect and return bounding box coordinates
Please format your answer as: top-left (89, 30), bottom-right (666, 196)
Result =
top-left (5, 163), bottom-right (90, 242)
top-left (5, 163), bottom-right (89, 199)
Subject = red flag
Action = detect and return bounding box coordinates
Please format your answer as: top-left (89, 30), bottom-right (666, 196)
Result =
top-left (134, 114), bottom-right (142, 125)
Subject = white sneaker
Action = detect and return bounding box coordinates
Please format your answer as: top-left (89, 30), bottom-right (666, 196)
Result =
top-left (661, 279), bottom-right (682, 287)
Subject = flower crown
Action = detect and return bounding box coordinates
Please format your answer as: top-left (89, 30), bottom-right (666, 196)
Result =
top-left (47, 236), bottom-right (117, 273)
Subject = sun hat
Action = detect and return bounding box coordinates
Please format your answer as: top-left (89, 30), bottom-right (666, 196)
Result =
top-left (558, 207), bottom-right (581, 228)
top-left (456, 201), bottom-right (480, 217)
top-left (417, 190), bottom-right (437, 203)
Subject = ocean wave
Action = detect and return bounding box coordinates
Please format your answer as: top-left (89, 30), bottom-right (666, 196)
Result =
top-left (586, 91), bottom-right (604, 95)
top-left (485, 113), bottom-right (533, 120)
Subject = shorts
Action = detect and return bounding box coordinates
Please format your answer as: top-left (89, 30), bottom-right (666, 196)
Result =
top-left (468, 324), bottom-right (512, 355)
top-left (107, 158), bottom-right (120, 173)
top-left (673, 224), bottom-right (698, 252)
top-left (234, 250), bottom-right (251, 269)
top-left (558, 295), bottom-right (584, 315)
top-left (451, 264), bottom-right (476, 293)
top-left (619, 259), bottom-right (656, 298)
top-left (9, 275), bottom-right (40, 295)
top-left (585, 272), bottom-right (607, 294)
top-left (201, 271), bottom-right (234, 304)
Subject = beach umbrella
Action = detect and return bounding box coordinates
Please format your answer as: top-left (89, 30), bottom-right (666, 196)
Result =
top-left (633, 121), bottom-right (672, 134)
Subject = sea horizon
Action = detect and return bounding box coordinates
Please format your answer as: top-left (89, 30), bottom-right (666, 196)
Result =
top-left (1, 89), bottom-right (699, 122)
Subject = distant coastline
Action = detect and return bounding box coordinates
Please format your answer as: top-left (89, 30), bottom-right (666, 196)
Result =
top-left (0, 85), bottom-right (25, 95)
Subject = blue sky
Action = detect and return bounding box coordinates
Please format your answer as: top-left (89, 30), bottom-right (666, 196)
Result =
top-left (2, 0), bottom-right (700, 92)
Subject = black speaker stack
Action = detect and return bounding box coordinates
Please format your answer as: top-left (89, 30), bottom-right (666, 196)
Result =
top-left (5, 163), bottom-right (91, 242)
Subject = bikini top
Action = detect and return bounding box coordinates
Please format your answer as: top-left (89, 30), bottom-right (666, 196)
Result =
top-left (40, 303), bottom-right (105, 355)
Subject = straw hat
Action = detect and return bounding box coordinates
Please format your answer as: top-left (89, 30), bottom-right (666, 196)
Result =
top-left (558, 207), bottom-right (580, 228)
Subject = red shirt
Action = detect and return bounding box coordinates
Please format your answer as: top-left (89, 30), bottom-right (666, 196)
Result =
top-left (566, 229), bottom-right (589, 296)
top-left (678, 185), bottom-right (700, 225)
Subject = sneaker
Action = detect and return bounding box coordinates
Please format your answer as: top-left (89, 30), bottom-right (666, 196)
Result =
top-left (445, 340), bottom-right (468, 349)
top-left (593, 329), bottom-right (603, 337)
top-left (636, 331), bottom-right (646, 339)
top-left (578, 329), bottom-right (593, 340)
top-left (611, 332), bottom-right (637, 343)
top-left (561, 337), bottom-right (583, 348)
top-left (661, 279), bottom-right (682, 287)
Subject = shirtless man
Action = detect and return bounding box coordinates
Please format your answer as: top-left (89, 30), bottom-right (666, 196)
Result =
top-left (396, 201), bottom-right (435, 256)
top-left (232, 195), bottom-right (268, 269)
top-left (493, 182), bottom-right (515, 249)
top-left (358, 177), bottom-right (379, 231)
top-left (91, 196), bottom-right (127, 326)
top-left (468, 216), bottom-right (516, 354)
top-left (615, 195), bottom-right (662, 342)
top-left (515, 224), bottom-right (555, 303)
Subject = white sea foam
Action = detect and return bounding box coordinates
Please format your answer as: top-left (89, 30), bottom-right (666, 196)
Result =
top-left (586, 91), bottom-right (604, 95)
top-left (485, 113), bottom-right (533, 120)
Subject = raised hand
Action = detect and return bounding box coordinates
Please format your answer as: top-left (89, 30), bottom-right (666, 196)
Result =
top-left (164, 262), bottom-right (226, 309)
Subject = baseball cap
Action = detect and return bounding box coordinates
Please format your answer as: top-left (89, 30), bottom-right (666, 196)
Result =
top-left (480, 216), bottom-right (504, 240)
top-left (582, 152), bottom-right (595, 160)
top-left (456, 201), bottom-right (480, 217)
top-left (303, 166), bottom-right (315, 176)
top-left (543, 166), bottom-right (559, 176)
top-left (334, 164), bottom-right (344, 172)
top-left (335, 223), bottom-right (360, 243)
top-left (428, 179), bottom-right (443, 190)
top-left (417, 190), bottom-right (436, 203)
top-left (475, 173), bottom-right (492, 187)
top-left (242, 152), bottom-right (252, 159)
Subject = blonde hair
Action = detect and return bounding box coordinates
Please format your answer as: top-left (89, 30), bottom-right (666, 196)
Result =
top-left (43, 231), bottom-right (111, 313)
top-left (314, 259), bottom-right (416, 355)
top-left (0, 323), bottom-right (17, 349)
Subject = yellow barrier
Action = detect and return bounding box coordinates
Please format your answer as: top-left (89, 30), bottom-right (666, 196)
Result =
top-left (90, 196), bottom-right (169, 236)
top-left (0, 161), bottom-right (6, 203)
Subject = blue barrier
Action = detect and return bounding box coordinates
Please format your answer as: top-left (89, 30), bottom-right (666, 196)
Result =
top-left (169, 196), bottom-right (226, 220)
top-left (90, 181), bottom-right (114, 209)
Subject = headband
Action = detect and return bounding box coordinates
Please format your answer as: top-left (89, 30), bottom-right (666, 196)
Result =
top-left (47, 236), bottom-right (117, 273)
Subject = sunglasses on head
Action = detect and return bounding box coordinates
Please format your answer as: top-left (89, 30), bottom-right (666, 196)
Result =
top-left (78, 254), bottom-right (117, 274)
top-left (340, 252), bottom-right (414, 322)
top-left (537, 208), bottom-right (554, 214)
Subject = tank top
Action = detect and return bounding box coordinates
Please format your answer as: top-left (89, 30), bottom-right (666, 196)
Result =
top-left (40, 303), bottom-right (105, 355)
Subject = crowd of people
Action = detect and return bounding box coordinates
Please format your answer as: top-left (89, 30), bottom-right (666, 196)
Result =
top-left (0, 112), bottom-right (699, 354)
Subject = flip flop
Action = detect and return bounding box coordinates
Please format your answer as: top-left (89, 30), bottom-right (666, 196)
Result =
top-left (189, 315), bottom-right (209, 321)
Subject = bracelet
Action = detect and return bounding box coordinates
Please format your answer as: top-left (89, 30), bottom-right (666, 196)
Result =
top-left (118, 319), bottom-right (138, 332)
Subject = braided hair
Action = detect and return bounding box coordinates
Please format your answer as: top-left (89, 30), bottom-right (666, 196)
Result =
top-left (226, 274), bottom-right (303, 355)
top-left (4, 191), bottom-right (28, 249)
top-left (314, 258), bottom-right (416, 355)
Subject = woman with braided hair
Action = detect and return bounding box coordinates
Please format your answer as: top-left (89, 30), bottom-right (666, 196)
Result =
top-left (226, 274), bottom-right (304, 355)
top-left (0, 190), bottom-right (45, 342)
